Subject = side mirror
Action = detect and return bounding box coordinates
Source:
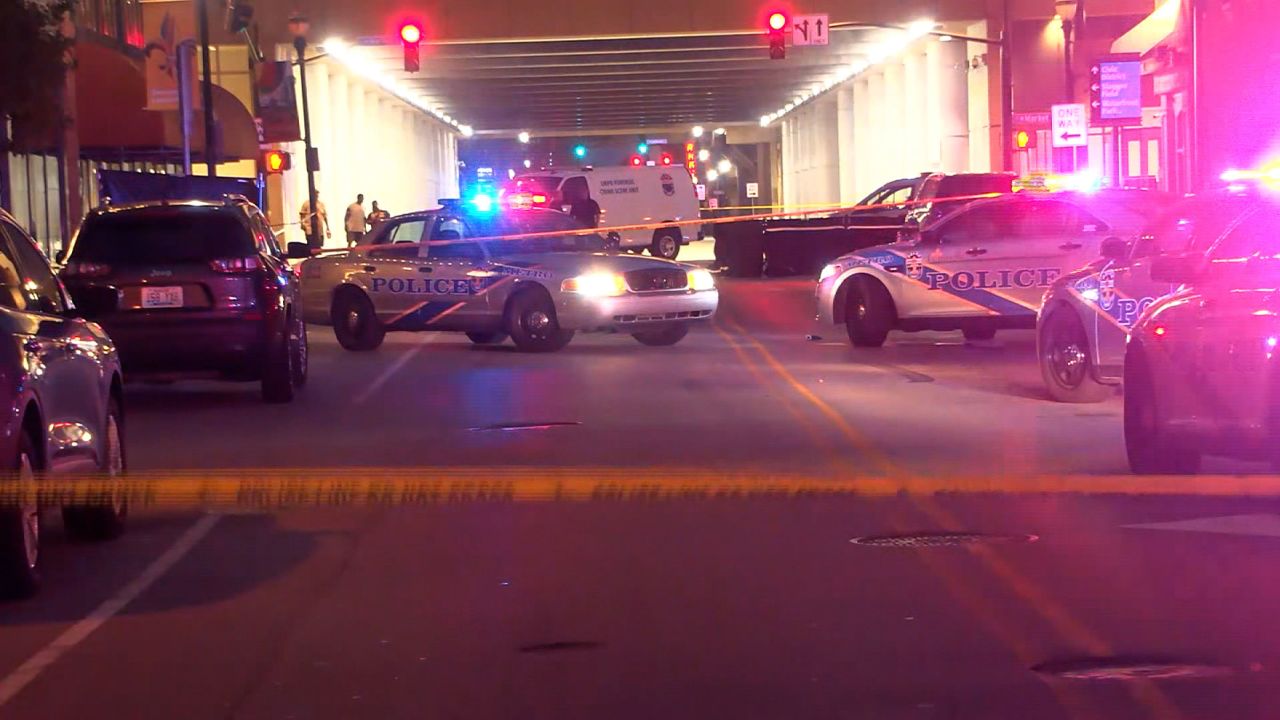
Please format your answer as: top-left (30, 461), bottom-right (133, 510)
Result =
top-left (1149, 252), bottom-right (1203, 284)
top-left (1099, 236), bottom-right (1128, 260)
top-left (286, 242), bottom-right (312, 260)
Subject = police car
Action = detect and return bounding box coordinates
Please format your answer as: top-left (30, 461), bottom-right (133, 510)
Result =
top-left (815, 190), bottom-right (1162, 347)
top-left (295, 203), bottom-right (717, 352)
top-left (1038, 190), bottom-right (1245, 402)
top-left (1124, 189), bottom-right (1280, 473)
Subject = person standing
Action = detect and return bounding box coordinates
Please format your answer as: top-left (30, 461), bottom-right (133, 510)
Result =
top-left (299, 192), bottom-right (330, 249)
top-left (566, 184), bottom-right (601, 228)
top-left (345, 193), bottom-right (368, 247)
top-left (367, 200), bottom-right (391, 234)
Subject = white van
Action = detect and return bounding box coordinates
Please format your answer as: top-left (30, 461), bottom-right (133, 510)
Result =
top-left (507, 166), bottom-right (701, 259)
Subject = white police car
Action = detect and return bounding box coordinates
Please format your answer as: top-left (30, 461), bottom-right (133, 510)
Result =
top-left (296, 204), bottom-right (717, 352)
top-left (814, 190), bottom-right (1162, 347)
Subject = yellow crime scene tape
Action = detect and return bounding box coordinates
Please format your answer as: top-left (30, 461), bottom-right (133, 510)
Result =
top-left (5, 469), bottom-right (1280, 509)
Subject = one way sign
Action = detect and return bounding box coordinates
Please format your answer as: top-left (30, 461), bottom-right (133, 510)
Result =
top-left (1050, 103), bottom-right (1088, 148)
top-left (792, 14), bottom-right (829, 46)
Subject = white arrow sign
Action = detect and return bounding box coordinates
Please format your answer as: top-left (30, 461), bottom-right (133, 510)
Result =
top-left (1051, 103), bottom-right (1088, 148)
top-left (792, 14), bottom-right (829, 46)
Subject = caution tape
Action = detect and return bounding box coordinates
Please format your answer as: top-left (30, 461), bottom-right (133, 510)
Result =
top-left (5, 469), bottom-right (1280, 508)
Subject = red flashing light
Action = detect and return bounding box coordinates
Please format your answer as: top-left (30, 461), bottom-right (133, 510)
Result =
top-left (1153, 324), bottom-right (1168, 338)
top-left (399, 22), bottom-right (422, 44)
top-left (629, 155), bottom-right (644, 167)
top-left (768, 11), bottom-right (787, 31)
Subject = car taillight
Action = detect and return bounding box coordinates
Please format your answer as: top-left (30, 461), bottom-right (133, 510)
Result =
top-left (209, 257), bottom-right (262, 273)
top-left (532, 193), bottom-right (548, 205)
top-left (62, 261), bottom-right (111, 278)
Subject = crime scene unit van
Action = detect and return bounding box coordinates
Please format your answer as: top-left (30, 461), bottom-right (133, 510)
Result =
top-left (507, 166), bottom-right (699, 260)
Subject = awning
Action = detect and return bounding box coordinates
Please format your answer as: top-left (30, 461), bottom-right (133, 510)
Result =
top-left (1111, 0), bottom-right (1182, 56)
top-left (13, 37), bottom-right (257, 161)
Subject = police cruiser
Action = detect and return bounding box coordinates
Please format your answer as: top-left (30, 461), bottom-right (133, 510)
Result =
top-left (814, 190), bottom-right (1162, 347)
top-left (294, 202), bottom-right (717, 352)
top-left (1038, 190), bottom-right (1248, 402)
top-left (1124, 188), bottom-right (1280, 473)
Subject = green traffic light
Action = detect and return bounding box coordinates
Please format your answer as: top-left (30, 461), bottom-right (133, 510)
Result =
top-left (574, 144), bottom-right (587, 158)
top-left (637, 142), bottom-right (648, 154)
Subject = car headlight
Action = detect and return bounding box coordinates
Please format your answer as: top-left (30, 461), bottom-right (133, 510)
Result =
top-left (818, 263), bottom-right (841, 281)
top-left (562, 272), bottom-right (628, 297)
top-left (687, 269), bottom-right (716, 291)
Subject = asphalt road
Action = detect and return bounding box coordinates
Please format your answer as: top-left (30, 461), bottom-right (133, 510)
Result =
top-left (3, 269), bottom-right (1280, 719)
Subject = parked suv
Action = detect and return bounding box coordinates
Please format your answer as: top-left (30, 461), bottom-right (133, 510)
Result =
top-left (0, 209), bottom-right (127, 598)
top-left (60, 197), bottom-right (307, 403)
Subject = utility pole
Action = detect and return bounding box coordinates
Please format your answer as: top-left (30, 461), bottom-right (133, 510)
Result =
top-left (196, 0), bottom-right (217, 176)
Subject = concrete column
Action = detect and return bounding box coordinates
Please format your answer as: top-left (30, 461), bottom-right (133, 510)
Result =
top-left (816, 95), bottom-right (841, 206)
top-left (931, 35), bottom-right (970, 173)
top-left (903, 48), bottom-right (927, 176)
top-left (882, 60), bottom-right (906, 181)
top-left (329, 73), bottom-right (350, 205)
top-left (924, 40), bottom-right (944, 171)
top-left (852, 77), bottom-right (871, 199)
top-left (865, 71), bottom-right (885, 189)
top-left (837, 84), bottom-right (856, 205)
top-left (779, 118), bottom-right (791, 210)
top-left (966, 22), bottom-right (993, 172)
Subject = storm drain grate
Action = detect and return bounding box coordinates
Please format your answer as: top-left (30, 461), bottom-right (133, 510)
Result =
top-left (1032, 657), bottom-right (1234, 681)
top-left (518, 641), bottom-right (603, 654)
top-left (850, 532), bottom-right (1039, 547)
top-left (469, 421), bottom-right (582, 432)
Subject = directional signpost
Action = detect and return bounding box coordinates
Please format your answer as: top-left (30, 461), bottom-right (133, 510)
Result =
top-left (1090, 55), bottom-right (1143, 124)
top-left (1051, 103), bottom-right (1088, 148)
top-left (792, 14), bottom-right (829, 46)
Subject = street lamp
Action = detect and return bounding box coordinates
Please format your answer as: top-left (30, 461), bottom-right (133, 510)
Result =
top-left (289, 12), bottom-right (321, 250)
top-left (1055, 0), bottom-right (1081, 102)
top-left (717, 158), bottom-right (732, 174)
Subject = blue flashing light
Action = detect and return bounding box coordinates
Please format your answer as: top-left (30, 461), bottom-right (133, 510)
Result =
top-left (470, 193), bottom-right (495, 213)
top-left (573, 144), bottom-right (587, 159)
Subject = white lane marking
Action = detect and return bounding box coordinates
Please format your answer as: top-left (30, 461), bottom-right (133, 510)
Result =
top-left (1124, 513), bottom-right (1280, 538)
top-left (0, 513), bottom-right (220, 708)
top-left (352, 334), bottom-right (440, 405)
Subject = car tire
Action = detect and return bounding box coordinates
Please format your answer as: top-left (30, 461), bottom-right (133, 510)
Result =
top-left (0, 427), bottom-right (41, 599)
top-left (633, 325), bottom-right (689, 346)
top-left (651, 228), bottom-right (681, 260)
top-left (844, 277), bottom-right (894, 348)
top-left (506, 289), bottom-right (574, 353)
top-left (332, 288), bottom-right (385, 352)
top-left (1038, 310), bottom-right (1108, 403)
top-left (1124, 345), bottom-right (1200, 474)
top-left (962, 326), bottom-right (997, 342)
top-left (261, 320), bottom-right (295, 404)
top-left (292, 314), bottom-right (309, 388)
top-left (466, 331), bottom-right (508, 345)
top-left (63, 396), bottom-right (127, 542)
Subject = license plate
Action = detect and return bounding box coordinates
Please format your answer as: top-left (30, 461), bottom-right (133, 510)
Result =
top-left (141, 286), bottom-right (183, 309)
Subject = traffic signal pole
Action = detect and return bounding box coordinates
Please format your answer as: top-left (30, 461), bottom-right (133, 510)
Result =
top-left (196, 0), bottom-right (217, 177)
top-left (295, 36), bottom-right (320, 250)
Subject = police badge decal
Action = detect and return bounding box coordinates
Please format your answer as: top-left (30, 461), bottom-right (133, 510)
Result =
top-left (1097, 268), bottom-right (1116, 310)
top-left (904, 252), bottom-right (924, 281)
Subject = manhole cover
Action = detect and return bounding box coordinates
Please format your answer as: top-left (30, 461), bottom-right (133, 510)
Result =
top-left (469, 421), bottom-right (581, 432)
top-left (518, 640), bottom-right (602, 654)
top-left (1033, 657), bottom-right (1233, 681)
top-left (850, 532), bottom-right (1039, 547)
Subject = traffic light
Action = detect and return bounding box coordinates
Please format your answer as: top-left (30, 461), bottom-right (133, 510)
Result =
top-left (400, 21), bottom-right (422, 72)
top-left (629, 155), bottom-right (644, 167)
top-left (1014, 129), bottom-right (1035, 150)
top-left (637, 142), bottom-right (648, 154)
top-left (262, 149), bottom-right (291, 174)
top-left (767, 11), bottom-right (787, 60)
top-left (574, 144), bottom-right (588, 159)
top-left (659, 152), bottom-right (673, 166)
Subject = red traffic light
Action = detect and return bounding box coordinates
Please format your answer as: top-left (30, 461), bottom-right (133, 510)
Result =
top-left (399, 22), bottom-right (422, 44)
top-left (768, 11), bottom-right (787, 30)
top-left (767, 11), bottom-right (787, 59)
top-left (659, 152), bottom-right (673, 166)
top-left (629, 155), bottom-right (644, 167)
top-left (262, 149), bottom-right (291, 173)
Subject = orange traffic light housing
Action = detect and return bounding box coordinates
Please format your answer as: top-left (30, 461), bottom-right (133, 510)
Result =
top-left (400, 21), bottom-right (422, 72)
top-left (767, 12), bottom-right (787, 60)
top-left (262, 149), bottom-right (291, 173)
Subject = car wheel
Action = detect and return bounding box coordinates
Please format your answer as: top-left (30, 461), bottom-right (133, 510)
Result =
top-left (0, 428), bottom-right (41, 598)
top-left (63, 397), bottom-right (127, 542)
top-left (1124, 345), bottom-right (1200, 474)
top-left (962, 326), bottom-right (997, 342)
top-left (651, 229), bottom-right (681, 260)
top-left (1038, 311), bottom-right (1108, 403)
top-left (261, 321), bottom-right (295, 404)
top-left (506, 290), bottom-right (574, 353)
top-left (466, 331), bottom-right (508, 345)
top-left (633, 325), bottom-right (689, 346)
top-left (844, 277), bottom-right (894, 348)
top-left (292, 314), bottom-right (308, 388)
top-left (332, 288), bottom-right (385, 351)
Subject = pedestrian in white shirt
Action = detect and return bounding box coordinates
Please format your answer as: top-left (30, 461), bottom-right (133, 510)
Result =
top-left (345, 193), bottom-right (368, 247)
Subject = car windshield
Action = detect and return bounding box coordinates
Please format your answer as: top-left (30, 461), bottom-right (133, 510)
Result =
top-left (11, 5), bottom-right (1279, 718)
top-left (71, 208), bottom-right (254, 263)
